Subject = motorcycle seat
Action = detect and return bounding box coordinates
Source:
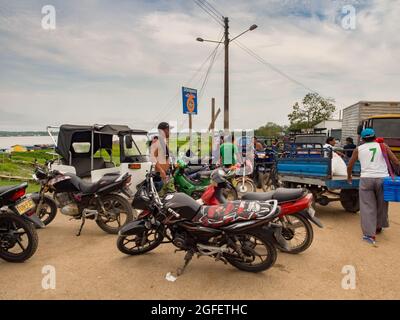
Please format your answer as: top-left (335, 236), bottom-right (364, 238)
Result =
top-left (186, 170), bottom-right (212, 183)
top-left (242, 188), bottom-right (307, 203)
top-left (66, 173), bottom-right (120, 194)
top-left (193, 200), bottom-right (276, 227)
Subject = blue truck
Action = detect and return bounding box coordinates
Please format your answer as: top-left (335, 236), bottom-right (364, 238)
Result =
top-left (276, 144), bottom-right (360, 213)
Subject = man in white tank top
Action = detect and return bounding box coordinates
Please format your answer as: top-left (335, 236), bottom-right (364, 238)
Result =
top-left (347, 128), bottom-right (399, 246)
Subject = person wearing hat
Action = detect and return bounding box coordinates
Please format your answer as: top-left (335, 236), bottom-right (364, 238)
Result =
top-left (347, 128), bottom-right (399, 245)
top-left (150, 122), bottom-right (172, 183)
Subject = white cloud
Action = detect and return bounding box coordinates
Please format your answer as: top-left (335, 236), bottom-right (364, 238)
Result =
top-left (0, 0), bottom-right (399, 131)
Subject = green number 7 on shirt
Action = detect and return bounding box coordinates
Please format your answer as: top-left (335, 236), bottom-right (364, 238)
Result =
top-left (369, 147), bottom-right (377, 162)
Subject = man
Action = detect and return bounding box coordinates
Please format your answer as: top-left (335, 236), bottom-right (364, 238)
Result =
top-left (220, 135), bottom-right (242, 168)
top-left (347, 128), bottom-right (400, 245)
top-left (253, 137), bottom-right (264, 151)
top-left (343, 137), bottom-right (356, 159)
top-left (324, 137), bottom-right (344, 158)
top-left (150, 122), bottom-right (172, 182)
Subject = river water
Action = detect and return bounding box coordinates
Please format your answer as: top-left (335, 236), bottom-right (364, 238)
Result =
top-left (0, 136), bottom-right (55, 149)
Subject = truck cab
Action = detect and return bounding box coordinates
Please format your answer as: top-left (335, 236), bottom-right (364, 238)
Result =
top-left (358, 114), bottom-right (400, 158)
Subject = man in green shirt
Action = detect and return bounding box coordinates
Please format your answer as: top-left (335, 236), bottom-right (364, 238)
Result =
top-left (220, 135), bottom-right (242, 168)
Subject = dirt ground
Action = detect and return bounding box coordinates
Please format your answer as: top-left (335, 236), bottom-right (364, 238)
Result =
top-left (1, 201), bottom-right (400, 300)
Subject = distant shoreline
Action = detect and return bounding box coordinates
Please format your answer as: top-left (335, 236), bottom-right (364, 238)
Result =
top-left (0, 131), bottom-right (49, 137)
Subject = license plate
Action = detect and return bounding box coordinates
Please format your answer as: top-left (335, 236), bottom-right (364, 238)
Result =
top-left (308, 206), bottom-right (316, 217)
top-left (15, 198), bottom-right (35, 215)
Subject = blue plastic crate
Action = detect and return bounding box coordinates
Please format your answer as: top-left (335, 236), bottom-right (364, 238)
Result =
top-left (384, 176), bottom-right (400, 202)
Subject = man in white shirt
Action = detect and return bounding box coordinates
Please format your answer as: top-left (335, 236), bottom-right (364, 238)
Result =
top-left (347, 128), bottom-right (399, 245)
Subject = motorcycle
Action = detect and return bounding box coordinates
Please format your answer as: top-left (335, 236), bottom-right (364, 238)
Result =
top-left (0, 182), bottom-right (44, 262)
top-left (201, 169), bottom-right (323, 254)
top-left (32, 164), bottom-right (133, 236)
top-left (117, 169), bottom-right (281, 275)
top-left (170, 159), bottom-right (238, 200)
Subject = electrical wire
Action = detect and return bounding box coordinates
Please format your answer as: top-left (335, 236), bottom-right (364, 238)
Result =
top-left (234, 40), bottom-right (319, 94)
top-left (192, 0), bottom-right (224, 27)
top-left (200, 0), bottom-right (225, 19)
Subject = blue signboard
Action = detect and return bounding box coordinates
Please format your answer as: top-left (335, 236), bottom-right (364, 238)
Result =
top-left (182, 87), bottom-right (198, 115)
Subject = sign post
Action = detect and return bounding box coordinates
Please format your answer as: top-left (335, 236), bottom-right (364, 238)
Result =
top-left (182, 87), bottom-right (198, 156)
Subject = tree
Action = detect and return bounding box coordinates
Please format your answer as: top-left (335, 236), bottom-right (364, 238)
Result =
top-left (288, 93), bottom-right (336, 131)
top-left (255, 122), bottom-right (287, 137)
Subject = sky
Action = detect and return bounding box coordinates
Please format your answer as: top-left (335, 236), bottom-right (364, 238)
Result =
top-left (0, 0), bottom-right (399, 132)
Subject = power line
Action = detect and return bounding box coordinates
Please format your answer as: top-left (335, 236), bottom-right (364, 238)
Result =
top-left (192, 0), bottom-right (224, 27)
top-left (200, 0), bottom-right (224, 19)
top-left (234, 40), bottom-right (319, 94)
top-left (151, 32), bottom-right (223, 127)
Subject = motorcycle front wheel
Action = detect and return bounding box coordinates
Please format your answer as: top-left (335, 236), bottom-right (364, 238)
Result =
top-left (117, 227), bottom-right (164, 255)
top-left (224, 231), bottom-right (277, 273)
top-left (235, 177), bottom-right (257, 197)
top-left (33, 195), bottom-right (58, 226)
top-left (0, 213), bottom-right (38, 263)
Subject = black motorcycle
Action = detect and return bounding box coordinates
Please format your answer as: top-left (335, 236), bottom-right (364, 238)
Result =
top-left (33, 164), bottom-right (133, 236)
top-left (0, 182), bottom-right (44, 262)
top-left (117, 170), bottom-right (281, 275)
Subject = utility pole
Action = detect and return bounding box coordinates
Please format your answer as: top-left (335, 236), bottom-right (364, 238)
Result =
top-left (223, 17), bottom-right (229, 131)
top-left (196, 20), bottom-right (258, 133)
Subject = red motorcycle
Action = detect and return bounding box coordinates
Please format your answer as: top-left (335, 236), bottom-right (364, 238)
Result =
top-left (200, 169), bottom-right (323, 254)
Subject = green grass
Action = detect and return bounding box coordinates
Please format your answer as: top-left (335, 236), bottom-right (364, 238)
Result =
top-left (0, 179), bottom-right (40, 193)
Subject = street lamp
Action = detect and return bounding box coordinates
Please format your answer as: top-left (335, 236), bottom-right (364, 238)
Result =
top-left (197, 21), bottom-right (258, 130)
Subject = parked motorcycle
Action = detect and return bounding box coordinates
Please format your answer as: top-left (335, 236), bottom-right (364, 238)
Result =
top-left (171, 159), bottom-right (238, 200)
top-left (117, 169), bottom-right (281, 275)
top-left (32, 164), bottom-right (133, 236)
top-left (0, 182), bottom-right (44, 262)
top-left (201, 169), bottom-right (323, 254)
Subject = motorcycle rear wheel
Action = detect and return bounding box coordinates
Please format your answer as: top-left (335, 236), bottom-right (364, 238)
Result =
top-left (96, 194), bottom-right (133, 234)
top-left (277, 213), bottom-right (314, 254)
top-left (224, 231), bottom-right (277, 273)
top-left (0, 213), bottom-right (38, 263)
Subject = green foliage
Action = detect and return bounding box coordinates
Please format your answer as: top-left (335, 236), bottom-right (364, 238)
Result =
top-left (255, 122), bottom-right (287, 137)
top-left (0, 179), bottom-right (40, 193)
top-left (288, 93), bottom-right (336, 130)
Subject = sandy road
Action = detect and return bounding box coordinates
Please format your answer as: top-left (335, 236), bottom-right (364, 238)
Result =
top-left (1, 202), bottom-right (400, 300)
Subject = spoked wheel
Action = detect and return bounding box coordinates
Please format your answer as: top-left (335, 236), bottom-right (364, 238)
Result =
top-left (0, 213), bottom-right (38, 263)
top-left (33, 195), bottom-right (57, 226)
top-left (262, 167), bottom-right (281, 192)
top-left (117, 228), bottom-right (164, 255)
top-left (96, 194), bottom-right (133, 234)
top-left (223, 183), bottom-right (239, 201)
top-left (235, 178), bottom-right (257, 198)
top-left (224, 231), bottom-right (277, 272)
top-left (278, 213), bottom-right (313, 254)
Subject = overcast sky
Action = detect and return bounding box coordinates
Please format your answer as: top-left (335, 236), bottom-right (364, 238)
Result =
top-left (0, 0), bottom-right (399, 132)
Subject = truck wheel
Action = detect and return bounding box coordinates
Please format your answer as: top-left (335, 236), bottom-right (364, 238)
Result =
top-left (340, 189), bottom-right (359, 213)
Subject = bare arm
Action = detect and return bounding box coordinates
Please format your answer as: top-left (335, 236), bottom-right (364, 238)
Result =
top-left (385, 143), bottom-right (400, 167)
top-left (347, 148), bottom-right (359, 182)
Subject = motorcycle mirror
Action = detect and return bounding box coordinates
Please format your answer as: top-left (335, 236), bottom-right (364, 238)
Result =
top-left (126, 135), bottom-right (134, 149)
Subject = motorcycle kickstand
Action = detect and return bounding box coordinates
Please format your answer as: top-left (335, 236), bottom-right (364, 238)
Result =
top-left (76, 215), bottom-right (86, 237)
top-left (176, 251), bottom-right (194, 277)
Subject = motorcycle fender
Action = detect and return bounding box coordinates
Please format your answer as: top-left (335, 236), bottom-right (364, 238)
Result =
top-left (23, 213), bottom-right (45, 228)
top-left (118, 219), bottom-right (161, 236)
top-left (262, 224), bottom-right (290, 251)
top-left (298, 210), bottom-right (323, 228)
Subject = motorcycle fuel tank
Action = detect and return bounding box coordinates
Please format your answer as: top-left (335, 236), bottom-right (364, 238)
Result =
top-left (164, 193), bottom-right (201, 220)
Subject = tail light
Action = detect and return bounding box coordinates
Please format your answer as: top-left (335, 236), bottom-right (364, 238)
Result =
top-left (10, 188), bottom-right (26, 202)
top-left (128, 163), bottom-right (141, 170)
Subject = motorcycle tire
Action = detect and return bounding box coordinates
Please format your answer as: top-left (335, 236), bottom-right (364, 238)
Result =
top-left (278, 213), bottom-right (314, 254)
top-left (33, 195), bottom-right (58, 226)
top-left (235, 178), bottom-right (257, 197)
top-left (0, 213), bottom-right (39, 263)
top-left (224, 231), bottom-right (277, 273)
top-left (117, 228), bottom-right (164, 255)
top-left (96, 194), bottom-right (133, 234)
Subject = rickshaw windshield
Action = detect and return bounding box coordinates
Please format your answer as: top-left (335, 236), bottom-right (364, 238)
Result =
top-left (123, 134), bottom-right (149, 157)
